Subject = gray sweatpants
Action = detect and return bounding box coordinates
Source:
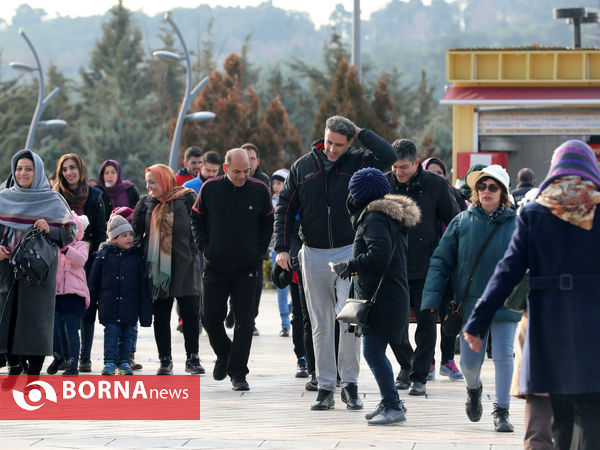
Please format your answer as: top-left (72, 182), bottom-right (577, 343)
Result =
top-left (298, 244), bottom-right (361, 392)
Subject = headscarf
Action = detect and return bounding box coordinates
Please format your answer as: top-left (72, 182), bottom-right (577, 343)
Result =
top-left (145, 164), bottom-right (194, 300)
top-left (422, 157), bottom-right (447, 176)
top-left (98, 159), bottom-right (134, 208)
top-left (54, 153), bottom-right (90, 215)
top-left (0, 149), bottom-right (76, 237)
top-left (535, 139), bottom-right (600, 230)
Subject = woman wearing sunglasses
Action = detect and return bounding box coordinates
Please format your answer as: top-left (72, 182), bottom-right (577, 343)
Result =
top-left (421, 164), bottom-right (521, 432)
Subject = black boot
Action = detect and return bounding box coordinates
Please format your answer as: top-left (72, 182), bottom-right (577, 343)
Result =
top-left (305, 372), bottom-right (318, 391)
top-left (492, 403), bottom-right (514, 432)
top-left (341, 383), bottom-right (363, 410)
top-left (46, 353), bottom-right (64, 375)
top-left (62, 358), bottom-right (79, 376)
top-left (466, 386), bottom-right (483, 422)
top-left (157, 355), bottom-right (173, 375)
top-left (185, 353), bottom-right (205, 374)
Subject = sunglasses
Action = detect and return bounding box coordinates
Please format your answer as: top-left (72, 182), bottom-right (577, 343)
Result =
top-left (476, 182), bottom-right (500, 193)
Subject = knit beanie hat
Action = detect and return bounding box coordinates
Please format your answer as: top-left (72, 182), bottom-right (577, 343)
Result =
top-left (110, 206), bottom-right (134, 223)
top-left (271, 262), bottom-right (294, 289)
top-left (538, 140), bottom-right (600, 193)
top-left (459, 163), bottom-right (487, 199)
top-left (107, 214), bottom-right (133, 240)
top-left (271, 169), bottom-right (289, 183)
top-left (349, 167), bottom-right (391, 201)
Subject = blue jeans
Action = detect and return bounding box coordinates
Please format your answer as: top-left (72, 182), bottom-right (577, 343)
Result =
top-left (459, 321), bottom-right (518, 409)
top-left (80, 319), bottom-right (94, 359)
top-left (363, 334), bottom-right (402, 410)
top-left (53, 310), bottom-right (82, 364)
top-left (103, 323), bottom-right (134, 364)
top-left (271, 251), bottom-right (290, 328)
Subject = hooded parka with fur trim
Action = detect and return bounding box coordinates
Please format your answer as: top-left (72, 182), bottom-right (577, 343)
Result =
top-left (347, 194), bottom-right (421, 344)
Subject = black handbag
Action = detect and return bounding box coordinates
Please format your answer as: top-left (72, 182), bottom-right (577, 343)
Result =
top-left (441, 223), bottom-right (501, 337)
top-left (10, 227), bottom-right (57, 285)
top-left (336, 230), bottom-right (401, 328)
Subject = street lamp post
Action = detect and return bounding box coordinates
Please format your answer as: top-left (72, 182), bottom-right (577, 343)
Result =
top-left (153, 12), bottom-right (215, 170)
top-left (10, 29), bottom-right (66, 150)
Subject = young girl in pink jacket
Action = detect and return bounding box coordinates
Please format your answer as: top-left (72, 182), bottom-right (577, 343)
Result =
top-left (47, 213), bottom-right (90, 375)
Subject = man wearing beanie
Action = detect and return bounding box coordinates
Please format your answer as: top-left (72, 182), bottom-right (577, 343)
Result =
top-left (274, 115), bottom-right (396, 411)
top-left (387, 139), bottom-right (460, 395)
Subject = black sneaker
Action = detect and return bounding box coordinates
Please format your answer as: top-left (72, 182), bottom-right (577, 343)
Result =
top-left (408, 381), bottom-right (426, 396)
top-left (0, 353), bottom-right (6, 369)
top-left (310, 389), bottom-right (335, 410)
top-left (305, 372), bottom-right (318, 391)
top-left (341, 383), bottom-right (364, 410)
top-left (156, 356), bottom-right (173, 375)
top-left (213, 356), bottom-right (228, 381)
top-left (466, 386), bottom-right (483, 422)
top-left (492, 404), bottom-right (514, 432)
top-left (295, 357), bottom-right (309, 378)
top-left (395, 369), bottom-right (410, 390)
top-left (46, 354), bottom-right (65, 375)
top-left (231, 374), bottom-right (250, 391)
top-left (79, 357), bottom-right (92, 373)
top-left (185, 354), bottom-right (205, 375)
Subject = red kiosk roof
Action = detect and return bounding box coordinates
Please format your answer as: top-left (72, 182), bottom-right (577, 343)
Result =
top-left (440, 86), bottom-right (600, 105)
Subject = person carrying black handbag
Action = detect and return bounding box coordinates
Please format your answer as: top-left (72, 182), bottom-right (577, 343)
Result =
top-left (0, 149), bottom-right (76, 376)
top-left (331, 168), bottom-right (420, 425)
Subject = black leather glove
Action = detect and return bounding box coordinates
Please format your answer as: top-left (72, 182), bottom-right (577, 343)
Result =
top-left (331, 261), bottom-right (351, 279)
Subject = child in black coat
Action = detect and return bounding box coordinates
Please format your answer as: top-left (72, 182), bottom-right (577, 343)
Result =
top-left (87, 215), bottom-right (151, 375)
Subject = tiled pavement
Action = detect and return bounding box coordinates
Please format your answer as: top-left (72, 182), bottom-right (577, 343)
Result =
top-left (0, 290), bottom-right (524, 449)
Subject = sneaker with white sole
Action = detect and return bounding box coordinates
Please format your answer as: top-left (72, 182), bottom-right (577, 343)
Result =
top-left (440, 360), bottom-right (463, 379)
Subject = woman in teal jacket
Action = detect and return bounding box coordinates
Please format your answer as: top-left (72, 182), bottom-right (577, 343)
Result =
top-left (421, 164), bottom-right (521, 432)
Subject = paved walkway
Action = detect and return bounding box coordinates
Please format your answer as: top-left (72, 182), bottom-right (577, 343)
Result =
top-left (0, 290), bottom-right (524, 449)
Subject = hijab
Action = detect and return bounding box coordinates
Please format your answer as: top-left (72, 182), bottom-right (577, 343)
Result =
top-left (536, 140), bottom-right (600, 230)
top-left (0, 149), bottom-right (75, 235)
top-left (145, 164), bottom-right (194, 300)
top-left (98, 159), bottom-right (134, 207)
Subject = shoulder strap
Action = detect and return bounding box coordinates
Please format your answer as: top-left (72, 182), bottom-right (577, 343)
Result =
top-left (368, 228), bottom-right (402, 304)
top-left (458, 223), bottom-right (501, 304)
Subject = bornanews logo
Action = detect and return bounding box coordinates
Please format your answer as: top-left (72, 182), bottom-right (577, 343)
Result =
top-left (0, 376), bottom-right (200, 420)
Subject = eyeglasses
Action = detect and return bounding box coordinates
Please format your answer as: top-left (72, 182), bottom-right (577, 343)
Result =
top-left (476, 182), bottom-right (500, 193)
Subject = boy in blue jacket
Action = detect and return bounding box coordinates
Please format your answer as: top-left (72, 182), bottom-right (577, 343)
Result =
top-left (87, 215), bottom-right (152, 375)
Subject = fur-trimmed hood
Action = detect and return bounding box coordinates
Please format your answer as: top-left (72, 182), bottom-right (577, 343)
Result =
top-left (366, 194), bottom-right (421, 227)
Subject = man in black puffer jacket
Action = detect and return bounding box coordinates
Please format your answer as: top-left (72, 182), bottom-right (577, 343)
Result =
top-left (274, 115), bottom-right (396, 411)
top-left (386, 139), bottom-right (460, 396)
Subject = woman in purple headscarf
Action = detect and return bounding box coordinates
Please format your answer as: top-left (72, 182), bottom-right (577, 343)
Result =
top-left (97, 160), bottom-right (139, 222)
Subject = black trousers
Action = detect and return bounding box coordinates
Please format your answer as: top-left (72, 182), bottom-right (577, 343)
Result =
top-left (550, 392), bottom-right (600, 450)
top-left (253, 268), bottom-right (263, 320)
top-left (6, 354), bottom-right (45, 375)
top-left (153, 295), bottom-right (200, 357)
top-left (438, 282), bottom-right (458, 364)
top-left (289, 282), bottom-right (305, 360)
top-left (296, 271), bottom-right (315, 373)
top-left (390, 278), bottom-right (436, 383)
top-left (202, 264), bottom-right (260, 377)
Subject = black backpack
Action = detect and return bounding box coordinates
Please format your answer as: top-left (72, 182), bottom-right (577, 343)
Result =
top-left (10, 227), bottom-right (57, 285)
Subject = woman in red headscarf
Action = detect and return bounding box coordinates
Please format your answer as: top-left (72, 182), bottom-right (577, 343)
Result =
top-left (132, 164), bottom-right (204, 375)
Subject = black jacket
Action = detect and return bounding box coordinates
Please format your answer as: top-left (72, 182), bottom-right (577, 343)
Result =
top-left (347, 195), bottom-right (421, 344)
top-left (511, 182), bottom-right (535, 204)
top-left (191, 175), bottom-right (273, 272)
top-left (99, 185), bottom-right (140, 221)
top-left (86, 243), bottom-right (152, 327)
top-left (132, 191), bottom-right (202, 299)
top-left (81, 186), bottom-right (107, 272)
top-left (387, 165), bottom-right (460, 280)
top-left (274, 129), bottom-right (397, 252)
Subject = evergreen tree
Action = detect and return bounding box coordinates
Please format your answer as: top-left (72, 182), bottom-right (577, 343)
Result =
top-left (76, 1), bottom-right (166, 187)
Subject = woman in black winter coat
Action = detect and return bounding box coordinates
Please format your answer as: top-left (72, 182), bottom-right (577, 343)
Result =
top-left (332, 168), bottom-right (420, 425)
